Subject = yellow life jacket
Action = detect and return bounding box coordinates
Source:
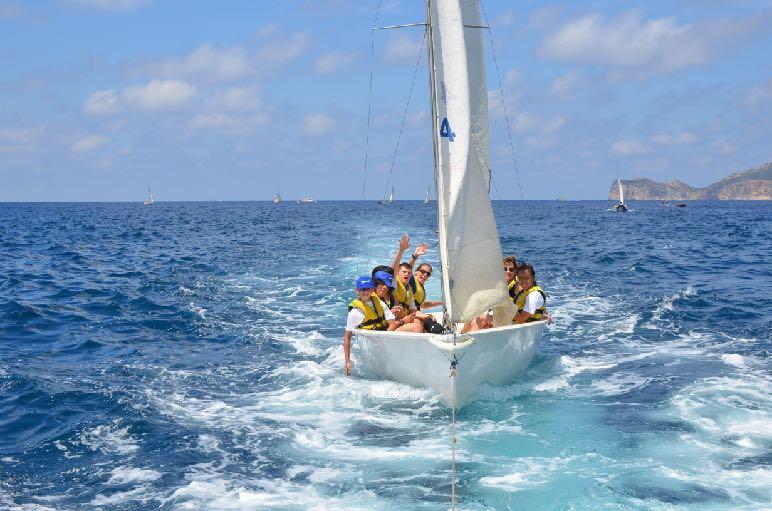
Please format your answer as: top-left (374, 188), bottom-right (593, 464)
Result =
top-left (514, 285), bottom-right (546, 322)
top-left (409, 276), bottom-right (425, 309)
top-left (393, 279), bottom-right (413, 310)
top-left (507, 278), bottom-right (518, 302)
top-left (348, 297), bottom-right (388, 330)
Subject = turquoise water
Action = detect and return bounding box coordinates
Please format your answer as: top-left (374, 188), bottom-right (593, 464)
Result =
top-left (1, 200), bottom-right (770, 510)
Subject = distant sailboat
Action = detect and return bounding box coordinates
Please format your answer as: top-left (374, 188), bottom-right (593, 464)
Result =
top-left (424, 186), bottom-right (430, 205)
top-left (143, 186), bottom-right (154, 206)
top-left (388, 187), bottom-right (395, 204)
top-left (274, 190), bottom-right (282, 204)
top-left (613, 165), bottom-right (628, 212)
top-left (297, 196), bottom-right (315, 204)
top-left (661, 176), bottom-right (672, 207)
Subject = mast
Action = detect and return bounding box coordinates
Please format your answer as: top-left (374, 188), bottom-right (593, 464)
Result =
top-left (426, 0), bottom-right (453, 324)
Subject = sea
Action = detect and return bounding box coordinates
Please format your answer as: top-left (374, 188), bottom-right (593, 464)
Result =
top-left (0, 200), bottom-right (770, 510)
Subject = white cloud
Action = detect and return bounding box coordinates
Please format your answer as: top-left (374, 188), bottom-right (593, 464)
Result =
top-left (538, 11), bottom-right (758, 77)
top-left (739, 78), bottom-right (772, 109)
top-left (314, 52), bottom-right (357, 75)
top-left (64, 0), bottom-right (149, 10)
top-left (651, 131), bottom-right (698, 145)
top-left (208, 87), bottom-right (261, 112)
top-left (302, 113), bottom-right (334, 136)
top-left (0, 126), bottom-right (44, 144)
top-left (383, 35), bottom-right (422, 64)
top-left (256, 32), bottom-right (309, 63)
top-left (150, 44), bottom-right (250, 81)
top-left (550, 72), bottom-right (579, 97)
top-left (711, 138), bottom-right (735, 155)
top-left (72, 134), bottom-right (109, 152)
top-left (513, 112), bottom-right (539, 134)
top-left (190, 112), bottom-right (270, 132)
top-left (122, 79), bottom-right (196, 110)
top-left (612, 139), bottom-right (649, 156)
top-left (84, 89), bottom-right (121, 115)
top-left (544, 117), bottom-right (566, 135)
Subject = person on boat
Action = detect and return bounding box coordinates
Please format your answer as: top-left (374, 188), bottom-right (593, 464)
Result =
top-left (372, 271), bottom-right (426, 333)
top-left (513, 263), bottom-right (547, 324)
top-left (503, 255), bottom-right (520, 301)
top-left (392, 234), bottom-right (442, 310)
top-left (409, 262), bottom-right (443, 310)
top-left (344, 276), bottom-right (387, 375)
top-left (371, 266), bottom-right (404, 319)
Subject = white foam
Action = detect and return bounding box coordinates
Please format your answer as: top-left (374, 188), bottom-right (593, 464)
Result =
top-left (78, 421), bottom-right (139, 455)
top-left (721, 353), bottom-right (746, 368)
top-left (108, 466), bottom-right (162, 484)
top-left (188, 302), bottom-right (207, 319)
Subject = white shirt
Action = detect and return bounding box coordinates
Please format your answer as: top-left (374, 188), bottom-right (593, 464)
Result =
top-left (345, 298), bottom-right (395, 332)
top-left (523, 291), bottom-right (545, 315)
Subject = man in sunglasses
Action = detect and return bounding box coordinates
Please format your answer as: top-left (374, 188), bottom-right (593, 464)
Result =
top-left (391, 234), bottom-right (443, 311)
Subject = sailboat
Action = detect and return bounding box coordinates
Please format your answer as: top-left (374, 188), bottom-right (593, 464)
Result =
top-left (378, 187), bottom-right (396, 205)
top-left (352, 0), bottom-right (547, 405)
top-left (613, 165), bottom-right (628, 212)
top-left (661, 176), bottom-right (671, 207)
top-left (424, 186), bottom-right (430, 205)
top-left (297, 196), bottom-right (316, 204)
top-left (143, 186), bottom-right (154, 206)
top-left (274, 190), bottom-right (282, 204)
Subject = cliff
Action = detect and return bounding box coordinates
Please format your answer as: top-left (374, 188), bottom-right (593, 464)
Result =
top-left (609, 162), bottom-right (772, 201)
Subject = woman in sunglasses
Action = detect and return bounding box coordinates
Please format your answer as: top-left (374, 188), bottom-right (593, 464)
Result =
top-left (410, 263), bottom-right (443, 310)
top-left (503, 255), bottom-right (521, 302)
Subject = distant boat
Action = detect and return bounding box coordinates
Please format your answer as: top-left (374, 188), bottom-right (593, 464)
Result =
top-left (676, 203), bottom-right (687, 208)
top-left (218, 196), bottom-right (223, 202)
top-left (424, 186), bottom-right (430, 205)
top-left (297, 196), bottom-right (315, 204)
top-left (661, 176), bottom-right (672, 207)
top-left (143, 186), bottom-right (154, 206)
top-left (274, 190), bottom-right (282, 204)
top-left (378, 186), bottom-right (395, 205)
top-left (612, 166), bottom-right (628, 212)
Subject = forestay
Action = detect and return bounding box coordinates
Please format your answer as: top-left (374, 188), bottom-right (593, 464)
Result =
top-left (429, 0), bottom-right (512, 323)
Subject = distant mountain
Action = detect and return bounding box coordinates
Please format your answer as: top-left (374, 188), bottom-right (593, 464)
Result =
top-left (609, 162), bottom-right (772, 201)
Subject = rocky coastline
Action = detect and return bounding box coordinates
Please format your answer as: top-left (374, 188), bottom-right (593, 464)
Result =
top-left (609, 162), bottom-right (772, 201)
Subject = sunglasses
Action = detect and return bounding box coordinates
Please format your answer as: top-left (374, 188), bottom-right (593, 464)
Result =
top-left (504, 267), bottom-right (517, 272)
top-left (417, 269), bottom-right (432, 277)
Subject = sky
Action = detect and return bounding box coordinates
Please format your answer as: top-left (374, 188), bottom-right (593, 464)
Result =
top-left (0, 0), bottom-right (770, 201)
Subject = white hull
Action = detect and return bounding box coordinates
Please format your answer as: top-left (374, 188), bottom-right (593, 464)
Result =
top-left (353, 320), bottom-right (546, 406)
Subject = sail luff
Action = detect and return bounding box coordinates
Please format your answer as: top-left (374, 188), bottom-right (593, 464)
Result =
top-left (426, 0), bottom-right (454, 323)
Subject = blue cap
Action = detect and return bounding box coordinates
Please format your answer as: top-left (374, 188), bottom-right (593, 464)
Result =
top-left (356, 276), bottom-right (374, 290)
top-left (373, 270), bottom-right (395, 289)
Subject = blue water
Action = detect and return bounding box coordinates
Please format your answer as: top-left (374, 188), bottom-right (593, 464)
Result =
top-left (1, 200), bottom-right (770, 510)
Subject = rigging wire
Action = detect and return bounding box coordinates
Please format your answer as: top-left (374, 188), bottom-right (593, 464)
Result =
top-left (478, 0), bottom-right (525, 200)
top-left (356, 1), bottom-right (384, 276)
top-left (381, 30), bottom-right (428, 203)
top-left (361, 0), bottom-right (384, 202)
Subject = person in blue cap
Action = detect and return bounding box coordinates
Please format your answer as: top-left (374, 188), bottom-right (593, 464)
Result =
top-left (344, 275), bottom-right (390, 375)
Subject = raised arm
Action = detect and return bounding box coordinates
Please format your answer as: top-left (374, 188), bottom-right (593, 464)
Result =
top-left (409, 242), bottom-right (428, 268)
top-left (390, 234), bottom-right (410, 271)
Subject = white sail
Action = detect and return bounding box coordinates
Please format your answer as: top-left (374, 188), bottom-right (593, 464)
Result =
top-left (274, 190), bottom-right (282, 203)
top-left (617, 178), bottom-right (625, 205)
top-left (388, 187), bottom-right (395, 203)
top-left (424, 186), bottom-right (430, 205)
top-left (430, 0), bottom-right (511, 323)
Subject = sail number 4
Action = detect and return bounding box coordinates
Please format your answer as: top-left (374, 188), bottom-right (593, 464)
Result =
top-left (440, 118), bottom-right (455, 142)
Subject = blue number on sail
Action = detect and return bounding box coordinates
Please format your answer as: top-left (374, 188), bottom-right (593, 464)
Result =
top-left (439, 118), bottom-right (455, 142)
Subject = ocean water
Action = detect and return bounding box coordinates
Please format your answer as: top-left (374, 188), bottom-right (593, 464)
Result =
top-left (0, 200), bottom-right (770, 510)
